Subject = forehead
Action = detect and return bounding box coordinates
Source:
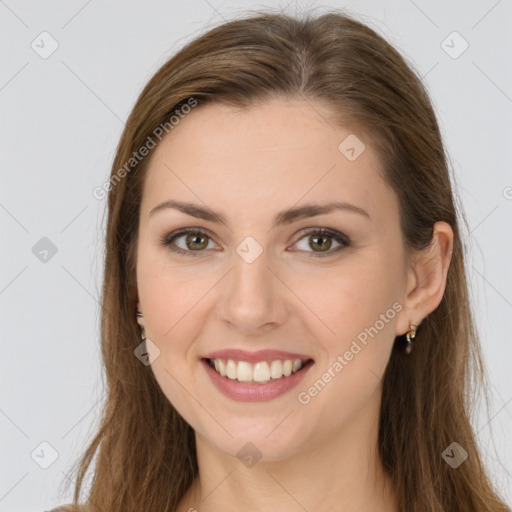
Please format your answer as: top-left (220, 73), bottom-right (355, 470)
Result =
top-left (141, 99), bottom-right (396, 226)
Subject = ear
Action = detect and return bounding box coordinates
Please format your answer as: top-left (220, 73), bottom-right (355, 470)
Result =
top-left (396, 221), bottom-right (454, 336)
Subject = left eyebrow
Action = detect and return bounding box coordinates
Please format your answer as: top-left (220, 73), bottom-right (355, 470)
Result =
top-left (148, 199), bottom-right (371, 228)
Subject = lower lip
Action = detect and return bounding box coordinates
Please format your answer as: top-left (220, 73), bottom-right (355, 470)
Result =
top-left (201, 358), bottom-right (314, 402)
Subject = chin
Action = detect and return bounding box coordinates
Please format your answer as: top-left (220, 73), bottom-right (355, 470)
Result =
top-left (197, 416), bottom-right (310, 463)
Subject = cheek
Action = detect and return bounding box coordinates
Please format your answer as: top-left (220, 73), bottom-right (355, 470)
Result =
top-left (294, 255), bottom-right (400, 411)
top-left (289, 250), bottom-right (400, 348)
top-left (297, 252), bottom-right (401, 409)
top-left (136, 250), bottom-right (224, 375)
top-left (137, 264), bottom-right (212, 415)
top-left (139, 274), bottom-right (204, 350)
top-left (137, 245), bottom-right (197, 337)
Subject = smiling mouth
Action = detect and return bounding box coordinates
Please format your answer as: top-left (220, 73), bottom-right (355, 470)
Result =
top-left (203, 357), bottom-right (314, 384)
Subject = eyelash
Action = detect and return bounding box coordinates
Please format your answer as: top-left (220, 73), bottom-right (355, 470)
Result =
top-left (158, 227), bottom-right (351, 258)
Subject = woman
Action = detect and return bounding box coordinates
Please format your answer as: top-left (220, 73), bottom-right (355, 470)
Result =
top-left (52, 8), bottom-right (511, 512)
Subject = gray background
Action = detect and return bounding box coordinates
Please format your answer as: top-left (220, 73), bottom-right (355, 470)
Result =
top-left (0, 0), bottom-right (511, 510)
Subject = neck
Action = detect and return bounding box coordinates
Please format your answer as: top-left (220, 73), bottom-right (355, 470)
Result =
top-left (178, 389), bottom-right (397, 512)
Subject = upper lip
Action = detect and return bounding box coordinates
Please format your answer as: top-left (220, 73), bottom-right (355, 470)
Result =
top-left (203, 349), bottom-right (314, 363)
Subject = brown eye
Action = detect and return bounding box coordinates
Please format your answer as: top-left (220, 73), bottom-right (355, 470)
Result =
top-left (292, 228), bottom-right (350, 258)
top-left (309, 233), bottom-right (333, 252)
top-left (160, 228), bottom-right (215, 257)
top-left (160, 227), bottom-right (350, 258)
top-left (183, 232), bottom-right (209, 251)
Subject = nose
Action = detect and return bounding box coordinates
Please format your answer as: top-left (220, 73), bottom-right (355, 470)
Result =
top-left (217, 246), bottom-right (289, 334)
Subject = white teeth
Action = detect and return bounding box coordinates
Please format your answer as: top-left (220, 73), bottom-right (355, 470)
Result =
top-left (282, 359), bottom-right (292, 376)
top-left (237, 361), bottom-right (253, 382)
top-left (226, 359), bottom-right (237, 379)
top-left (270, 360), bottom-right (282, 379)
top-left (217, 359), bottom-right (227, 377)
top-left (253, 362), bottom-right (271, 382)
top-left (209, 357), bottom-right (308, 383)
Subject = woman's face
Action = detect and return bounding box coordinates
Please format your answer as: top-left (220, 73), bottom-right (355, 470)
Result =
top-left (135, 98), bottom-right (411, 461)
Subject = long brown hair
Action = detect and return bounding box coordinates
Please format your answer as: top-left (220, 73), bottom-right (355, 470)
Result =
top-left (57, 8), bottom-right (511, 512)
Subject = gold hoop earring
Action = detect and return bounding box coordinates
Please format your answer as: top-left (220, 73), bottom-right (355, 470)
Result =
top-left (136, 310), bottom-right (145, 340)
top-left (405, 324), bottom-right (417, 354)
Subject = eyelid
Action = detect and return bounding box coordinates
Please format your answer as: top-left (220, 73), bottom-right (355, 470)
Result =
top-left (159, 228), bottom-right (219, 256)
top-left (293, 227), bottom-right (350, 247)
top-left (160, 226), bottom-right (351, 258)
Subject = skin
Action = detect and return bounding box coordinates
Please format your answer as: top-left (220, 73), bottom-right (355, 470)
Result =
top-left (135, 98), bottom-right (453, 512)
